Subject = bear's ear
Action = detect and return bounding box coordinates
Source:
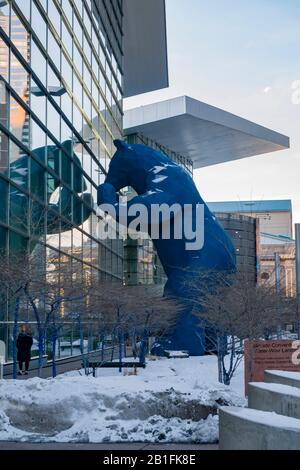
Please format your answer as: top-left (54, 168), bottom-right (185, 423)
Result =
top-left (113, 139), bottom-right (128, 150)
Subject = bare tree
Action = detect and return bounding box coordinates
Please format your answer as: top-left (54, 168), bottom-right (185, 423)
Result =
top-left (85, 282), bottom-right (182, 371)
top-left (186, 270), bottom-right (297, 385)
top-left (0, 250), bottom-right (94, 377)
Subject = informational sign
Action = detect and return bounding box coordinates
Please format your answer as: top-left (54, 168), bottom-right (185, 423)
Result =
top-left (0, 340), bottom-right (5, 380)
top-left (244, 339), bottom-right (300, 395)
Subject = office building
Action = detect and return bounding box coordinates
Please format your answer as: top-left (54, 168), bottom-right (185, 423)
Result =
top-left (0, 0), bottom-right (169, 355)
top-left (207, 200), bottom-right (296, 295)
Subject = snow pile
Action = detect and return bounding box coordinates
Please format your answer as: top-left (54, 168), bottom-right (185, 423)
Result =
top-left (0, 356), bottom-right (245, 443)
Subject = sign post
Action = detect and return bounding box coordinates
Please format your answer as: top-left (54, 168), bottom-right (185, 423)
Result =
top-left (0, 340), bottom-right (5, 380)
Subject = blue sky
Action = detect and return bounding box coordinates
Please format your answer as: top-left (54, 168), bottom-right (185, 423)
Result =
top-left (125, 0), bottom-right (300, 227)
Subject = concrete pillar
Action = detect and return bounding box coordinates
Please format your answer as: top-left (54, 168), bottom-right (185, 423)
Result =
top-left (274, 252), bottom-right (281, 293)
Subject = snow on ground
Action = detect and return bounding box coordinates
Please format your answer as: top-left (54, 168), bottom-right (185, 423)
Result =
top-left (0, 355), bottom-right (245, 444)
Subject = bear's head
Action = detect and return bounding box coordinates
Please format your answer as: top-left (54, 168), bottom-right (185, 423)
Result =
top-left (105, 139), bottom-right (172, 195)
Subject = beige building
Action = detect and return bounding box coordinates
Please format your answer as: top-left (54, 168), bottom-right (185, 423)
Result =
top-left (207, 200), bottom-right (293, 238)
top-left (260, 233), bottom-right (296, 298)
top-left (208, 200), bottom-right (295, 297)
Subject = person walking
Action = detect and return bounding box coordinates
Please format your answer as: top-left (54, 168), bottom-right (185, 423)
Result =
top-left (17, 324), bottom-right (33, 376)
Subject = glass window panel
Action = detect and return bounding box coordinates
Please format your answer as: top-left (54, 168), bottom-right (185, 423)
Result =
top-left (73, 140), bottom-right (83, 166)
top-left (73, 14), bottom-right (82, 46)
top-left (47, 99), bottom-right (60, 140)
top-left (48, 29), bottom-right (61, 71)
top-left (73, 0), bottom-right (82, 15)
top-left (92, 77), bottom-right (98, 104)
top-left (73, 195), bottom-right (83, 226)
top-left (92, 27), bottom-right (99, 53)
top-left (9, 230), bottom-right (28, 252)
top-left (92, 51), bottom-right (98, 78)
top-left (30, 199), bottom-right (46, 237)
top-left (73, 44), bottom-right (82, 74)
top-left (31, 38), bottom-right (46, 85)
top-left (0, 78), bottom-right (9, 128)
top-left (73, 159), bottom-right (85, 194)
top-left (61, 117), bottom-right (72, 142)
top-left (83, 6), bottom-right (91, 37)
top-left (0, 39), bottom-right (9, 83)
top-left (61, 90), bottom-right (72, 122)
top-left (47, 64), bottom-right (61, 105)
top-left (9, 139), bottom-right (28, 190)
top-left (61, 150), bottom-right (72, 187)
top-left (99, 45), bottom-right (105, 70)
top-left (11, 10), bottom-right (30, 61)
top-left (47, 207), bottom-right (61, 240)
top-left (46, 142), bottom-right (60, 178)
top-left (48, 1), bottom-right (61, 37)
top-left (62, 20), bottom-right (72, 58)
top-left (61, 0), bottom-right (73, 27)
top-left (10, 95), bottom-right (30, 147)
top-left (73, 102), bottom-right (82, 131)
top-left (99, 70), bottom-right (105, 95)
top-left (0, 130), bottom-right (8, 174)
top-left (47, 172), bottom-right (59, 203)
top-left (0, 176), bottom-right (8, 222)
top-left (60, 186), bottom-right (73, 222)
top-left (83, 34), bottom-right (91, 62)
top-left (0, 2), bottom-right (10, 36)
top-left (47, 64), bottom-right (60, 89)
top-left (83, 63), bottom-right (91, 90)
top-left (10, 186), bottom-right (28, 232)
top-left (73, 73), bottom-right (82, 105)
top-left (30, 78), bottom-right (46, 124)
top-left (31, 118), bottom-right (46, 155)
top-left (31, 2), bottom-right (47, 48)
top-left (83, 91), bottom-right (91, 120)
top-left (31, 157), bottom-right (46, 202)
top-left (14, 1), bottom-right (30, 21)
top-left (10, 51), bottom-right (29, 104)
top-left (39, 0), bottom-right (47, 13)
top-left (62, 53), bottom-right (72, 88)
top-left (0, 225), bottom-right (7, 251)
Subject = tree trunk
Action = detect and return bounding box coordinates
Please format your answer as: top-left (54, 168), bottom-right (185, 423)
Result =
top-left (52, 334), bottom-right (57, 378)
top-left (38, 329), bottom-right (44, 377)
top-left (118, 329), bottom-right (122, 373)
top-left (12, 297), bottom-right (20, 379)
top-left (217, 336), bottom-right (223, 384)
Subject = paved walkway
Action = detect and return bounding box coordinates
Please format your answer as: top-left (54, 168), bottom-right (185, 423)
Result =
top-left (0, 441), bottom-right (218, 450)
top-left (4, 348), bottom-right (127, 379)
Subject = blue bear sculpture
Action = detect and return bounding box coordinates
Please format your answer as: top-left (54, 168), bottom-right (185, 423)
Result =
top-left (98, 140), bottom-right (236, 355)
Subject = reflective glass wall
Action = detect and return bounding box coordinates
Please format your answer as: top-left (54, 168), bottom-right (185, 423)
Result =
top-left (0, 0), bottom-right (124, 355)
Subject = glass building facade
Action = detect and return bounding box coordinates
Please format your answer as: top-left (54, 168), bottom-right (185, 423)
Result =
top-left (0, 0), bottom-right (124, 354)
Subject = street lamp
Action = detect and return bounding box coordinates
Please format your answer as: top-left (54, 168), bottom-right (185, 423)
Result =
top-left (31, 86), bottom-right (67, 97)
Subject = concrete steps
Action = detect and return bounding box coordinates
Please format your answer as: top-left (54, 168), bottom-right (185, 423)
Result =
top-left (248, 382), bottom-right (300, 419)
top-left (219, 406), bottom-right (300, 450)
top-left (265, 370), bottom-right (300, 389)
top-left (219, 370), bottom-right (300, 450)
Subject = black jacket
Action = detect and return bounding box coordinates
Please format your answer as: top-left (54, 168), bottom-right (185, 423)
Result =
top-left (16, 333), bottom-right (33, 362)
